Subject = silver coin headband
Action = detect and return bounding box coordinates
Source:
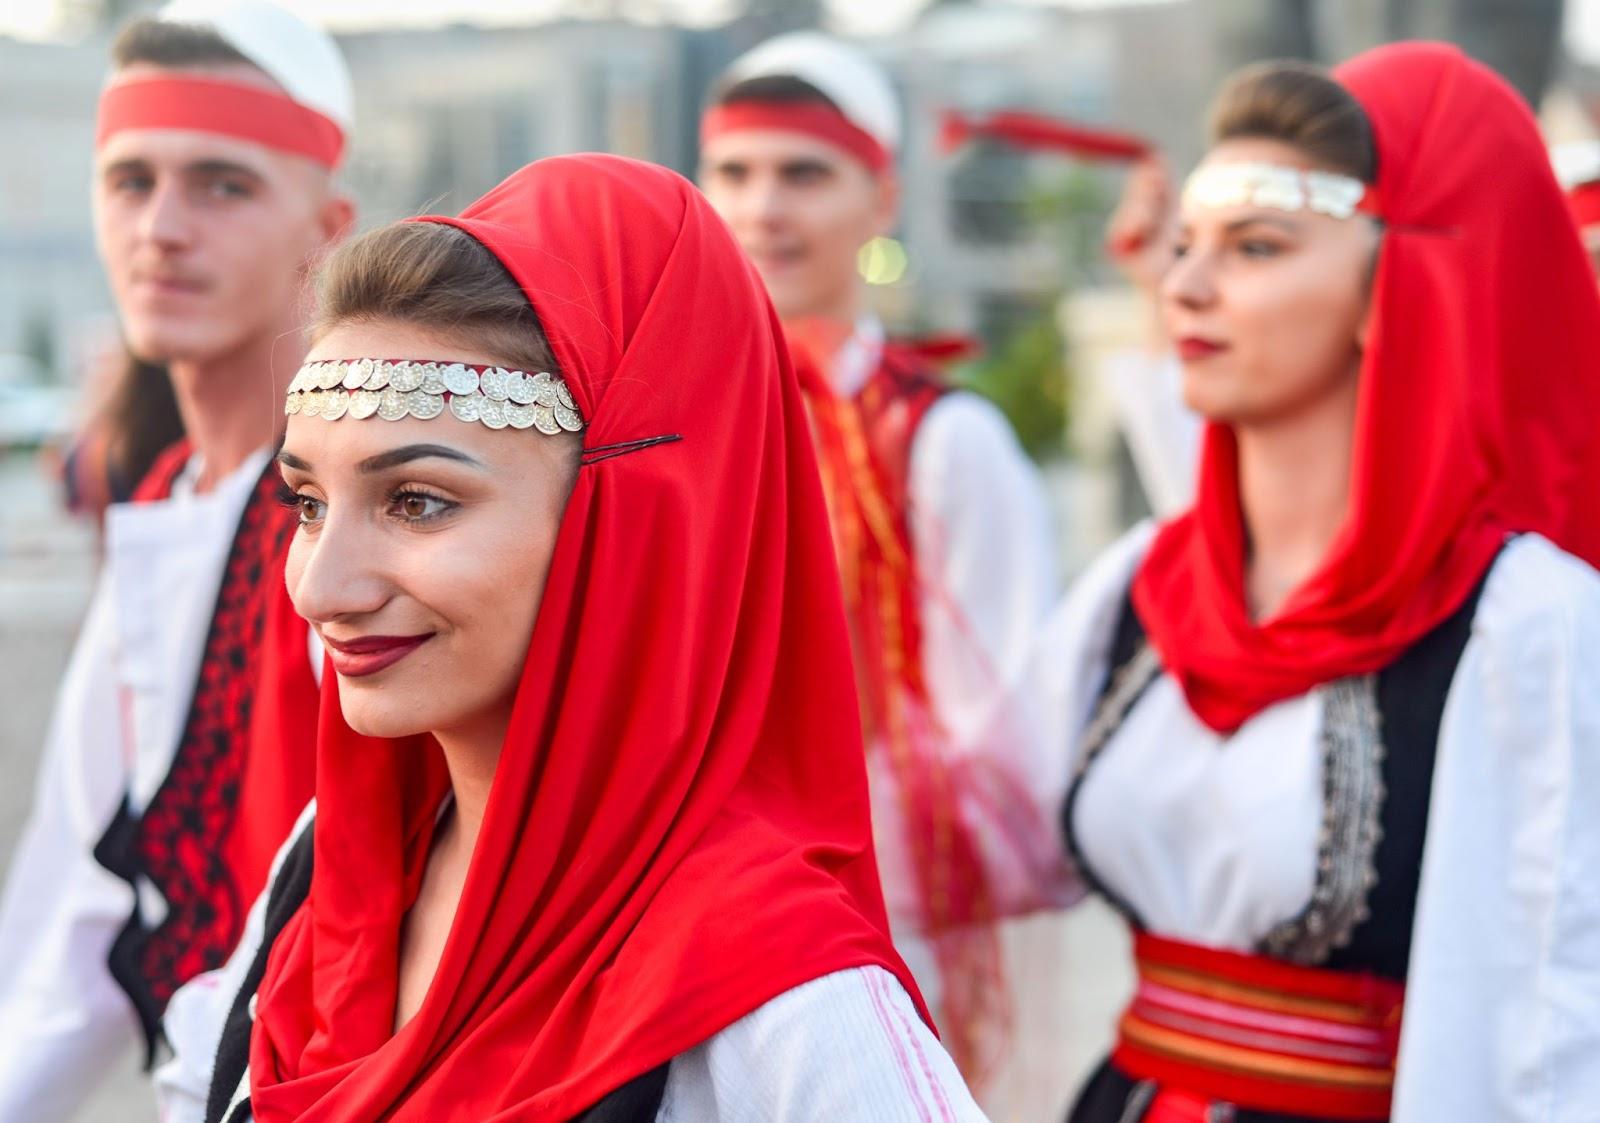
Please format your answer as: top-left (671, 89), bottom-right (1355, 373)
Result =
top-left (285, 359), bottom-right (584, 435)
top-left (1182, 161), bottom-right (1375, 221)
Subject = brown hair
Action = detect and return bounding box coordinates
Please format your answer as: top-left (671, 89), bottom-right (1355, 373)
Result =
top-left (714, 73), bottom-right (838, 112)
top-left (314, 220), bottom-right (562, 387)
top-left (112, 18), bottom-right (254, 71)
top-left (1207, 60), bottom-right (1377, 182)
top-left (105, 353), bottom-right (185, 494)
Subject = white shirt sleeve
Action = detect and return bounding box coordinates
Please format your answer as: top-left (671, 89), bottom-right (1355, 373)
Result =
top-left (0, 571), bottom-right (141, 1123)
top-left (1393, 534), bottom-right (1600, 1122)
top-left (908, 391), bottom-right (1059, 748)
top-left (660, 965), bottom-right (988, 1122)
top-left (1095, 350), bottom-right (1200, 519)
top-left (952, 523), bottom-right (1155, 918)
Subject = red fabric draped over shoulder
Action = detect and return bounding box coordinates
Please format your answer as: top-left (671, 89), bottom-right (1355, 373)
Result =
top-left (249, 154), bottom-right (921, 1121)
top-left (1134, 42), bottom-right (1600, 733)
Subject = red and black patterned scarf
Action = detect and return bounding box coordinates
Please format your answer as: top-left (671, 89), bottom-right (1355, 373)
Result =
top-left (94, 441), bottom-right (318, 1061)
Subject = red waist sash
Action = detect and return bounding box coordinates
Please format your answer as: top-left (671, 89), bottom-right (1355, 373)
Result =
top-left (1113, 931), bottom-right (1404, 1120)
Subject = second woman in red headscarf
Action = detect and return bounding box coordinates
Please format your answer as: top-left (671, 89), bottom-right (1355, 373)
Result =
top-left (989, 41), bottom-right (1600, 1123)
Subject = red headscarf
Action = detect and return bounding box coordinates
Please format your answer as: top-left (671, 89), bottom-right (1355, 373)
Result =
top-left (1134, 42), bottom-right (1600, 734)
top-left (248, 154), bottom-right (922, 1120)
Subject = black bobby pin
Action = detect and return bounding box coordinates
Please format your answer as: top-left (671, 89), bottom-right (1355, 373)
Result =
top-left (580, 434), bottom-right (684, 466)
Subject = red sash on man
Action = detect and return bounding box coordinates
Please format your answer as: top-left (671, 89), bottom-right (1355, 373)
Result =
top-left (94, 441), bottom-right (318, 1059)
top-left (791, 332), bottom-right (1010, 1084)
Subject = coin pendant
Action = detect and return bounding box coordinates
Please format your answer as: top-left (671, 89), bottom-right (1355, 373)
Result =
top-left (348, 389), bottom-right (381, 419)
top-left (390, 361), bottom-right (424, 392)
top-left (479, 397), bottom-right (509, 429)
top-left (408, 392), bottom-right (445, 420)
top-left (378, 387), bottom-right (409, 421)
top-left (442, 363), bottom-right (479, 396)
top-left (449, 391), bottom-right (484, 423)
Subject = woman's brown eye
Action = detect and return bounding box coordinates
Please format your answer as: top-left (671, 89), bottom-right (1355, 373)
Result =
top-left (298, 497), bottom-right (324, 523)
top-left (402, 496), bottom-right (428, 519)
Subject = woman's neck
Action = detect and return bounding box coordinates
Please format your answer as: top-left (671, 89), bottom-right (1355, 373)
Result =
top-left (391, 711), bottom-right (507, 1033)
top-left (166, 330), bottom-right (300, 493)
top-left (1236, 378), bottom-right (1359, 620)
top-left (431, 707), bottom-right (511, 856)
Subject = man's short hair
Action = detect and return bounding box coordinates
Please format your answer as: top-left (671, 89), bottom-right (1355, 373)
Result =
top-left (111, 17), bottom-right (254, 71)
top-left (714, 73), bottom-right (839, 112)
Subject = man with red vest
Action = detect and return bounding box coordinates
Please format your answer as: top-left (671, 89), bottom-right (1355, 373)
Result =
top-left (0, 3), bottom-right (351, 1117)
top-left (699, 32), bottom-right (1059, 1086)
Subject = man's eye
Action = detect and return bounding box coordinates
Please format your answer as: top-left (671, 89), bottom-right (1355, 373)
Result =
top-left (110, 175), bottom-right (154, 196)
top-left (204, 179), bottom-right (254, 201)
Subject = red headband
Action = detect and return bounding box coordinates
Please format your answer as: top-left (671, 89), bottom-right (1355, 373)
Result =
top-left (97, 75), bottom-right (345, 169)
top-left (702, 101), bottom-right (891, 174)
top-left (1570, 181), bottom-right (1600, 232)
top-left (939, 108), bottom-right (1150, 163)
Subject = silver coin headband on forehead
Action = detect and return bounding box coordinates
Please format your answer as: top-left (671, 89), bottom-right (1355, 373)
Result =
top-left (1182, 161), bottom-right (1374, 221)
top-left (285, 359), bottom-right (584, 435)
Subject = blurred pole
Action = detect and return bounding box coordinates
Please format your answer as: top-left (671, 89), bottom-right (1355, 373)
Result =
top-left (1449, 0), bottom-right (1565, 105)
top-left (1207, 0), bottom-right (1564, 106)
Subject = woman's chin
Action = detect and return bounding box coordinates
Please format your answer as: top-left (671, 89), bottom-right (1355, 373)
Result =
top-left (337, 695), bottom-right (435, 740)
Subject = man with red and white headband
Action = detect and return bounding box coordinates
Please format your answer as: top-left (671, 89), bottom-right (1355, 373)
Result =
top-left (699, 32), bottom-right (1058, 1087)
top-left (0, 3), bottom-right (351, 1117)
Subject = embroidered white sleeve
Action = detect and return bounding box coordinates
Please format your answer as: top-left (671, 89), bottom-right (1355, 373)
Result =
top-left (949, 522), bottom-right (1155, 918)
top-left (1394, 535), bottom-right (1600, 1122)
top-left (660, 966), bottom-right (989, 1122)
top-left (0, 571), bottom-right (142, 1123)
top-left (908, 392), bottom-right (1059, 748)
top-left (155, 801), bottom-right (315, 1123)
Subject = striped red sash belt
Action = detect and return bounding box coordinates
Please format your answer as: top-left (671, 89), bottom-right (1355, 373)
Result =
top-left (1113, 931), bottom-right (1404, 1120)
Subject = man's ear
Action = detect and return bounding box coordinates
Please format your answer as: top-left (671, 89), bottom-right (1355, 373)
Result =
top-left (317, 192), bottom-right (356, 248)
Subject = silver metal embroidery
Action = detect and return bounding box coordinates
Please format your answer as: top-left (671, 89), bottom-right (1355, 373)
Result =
top-left (1260, 674), bottom-right (1386, 965)
top-left (1074, 644), bottom-right (1163, 781)
top-left (285, 359), bottom-right (584, 435)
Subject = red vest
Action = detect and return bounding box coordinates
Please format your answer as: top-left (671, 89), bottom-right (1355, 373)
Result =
top-left (98, 442), bottom-right (318, 1058)
top-left (797, 340), bottom-right (1008, 1086)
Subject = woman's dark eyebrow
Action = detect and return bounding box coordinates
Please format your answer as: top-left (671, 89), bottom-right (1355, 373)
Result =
top-left (1222, 214), bottom-right (1300, 235)
top-left (277, 449), bottom-right (311, 471)
top-left (356, 444), bottom-right (487, 473)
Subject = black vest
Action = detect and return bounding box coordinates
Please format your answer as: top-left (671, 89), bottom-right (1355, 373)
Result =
top-left (204, 822), bottom-right (670, 1123)
top-left (1064, 570), bottom-right (1489, 1123)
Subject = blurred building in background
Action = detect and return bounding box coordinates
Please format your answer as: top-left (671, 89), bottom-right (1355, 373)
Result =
top-left (0, 0), bottom-right (1578, 456)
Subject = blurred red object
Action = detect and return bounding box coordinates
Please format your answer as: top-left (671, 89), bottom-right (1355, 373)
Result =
top-left (939, 108), bottom-right (1150, 163)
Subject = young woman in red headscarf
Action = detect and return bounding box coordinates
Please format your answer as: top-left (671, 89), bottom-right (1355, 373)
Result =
top-left (152, 154), bottom-right (990, 1122)
top-left (994, 43), bottom-right (1600, 1123)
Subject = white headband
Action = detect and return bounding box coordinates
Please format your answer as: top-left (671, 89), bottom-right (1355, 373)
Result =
top-left (1183, 162), bottom-right (1374, 221)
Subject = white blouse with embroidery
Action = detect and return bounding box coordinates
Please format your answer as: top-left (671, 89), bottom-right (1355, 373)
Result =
top-left (996, 525), bottom-right (1600, 1121)
top-left (155, 805), bottom-right (989, 1123)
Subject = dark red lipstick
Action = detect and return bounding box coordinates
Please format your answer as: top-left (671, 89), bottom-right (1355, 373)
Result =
top-left (321, 633), bottom-right (433, 678)
top-left (1177, 336), bottom-right (1229, 362)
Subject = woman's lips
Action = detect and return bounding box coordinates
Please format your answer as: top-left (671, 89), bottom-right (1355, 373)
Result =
top-left (1177, 336), bottom-right (1229, 362)
top-left (322, 633), bottom-right (433, 678)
